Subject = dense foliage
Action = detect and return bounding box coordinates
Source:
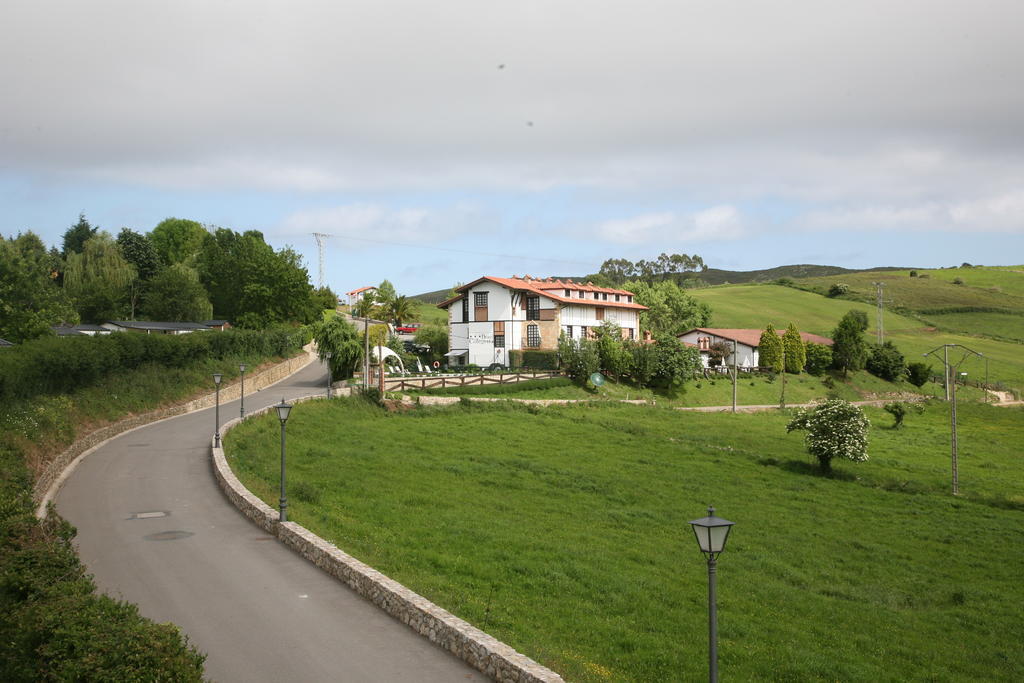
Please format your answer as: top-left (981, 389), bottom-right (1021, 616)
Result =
top-left (866, 341), bottom-right (907, 382)
top-left (786, 398), bottom-right (870, 472)
top-left (803, 342), bottom-right (833, 376)
top-left (758, 323), bottom-right (783, 371)
top-left (905, 361), bottom-right (932, 387)
top-left (559, 330), bottom-right (700, 390)
top-left (589, 252), bottom-right (706, 286)
top-left (0, 233), bottom-right (77, 343)
top-left (509, 349), bottom-right (560, 370)
top-left (0, 328), bottom-right (306, 402)
top-left (311, 315), bottom-right (364, 379)
top-left (623, 279), bottom-right (711, 337)
top-left (782, 323), bottom-right (806, 373)
top-left (831, 310), bottom-right (870, 376)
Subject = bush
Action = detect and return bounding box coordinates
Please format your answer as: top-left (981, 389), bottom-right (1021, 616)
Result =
top-left (786, 399), bottom-right (870, 473)
top-left (953, 277), bottom-right (964, 285)
top-left (884, 401), bottom-right (922, 429)
top-left (509, 349), bottom-right (560, 370)
top-left (804, 342), bottom-right (833, 376)
top-left (827, 283), bottom-right (849, 297)
top-left (866, 341), bottom-right (907, 382)
top-left (906, 361), bottom-right (932, 388)
top-left (909, 270), bottom-right (918, 277)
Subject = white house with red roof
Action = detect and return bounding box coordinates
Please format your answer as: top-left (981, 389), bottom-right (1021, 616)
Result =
top-left (437, 275), bottom-right (648, 366)
top-left (346, 286), bottom-right (377, 307)
top-left (678, 327), bottom-right (834, 370)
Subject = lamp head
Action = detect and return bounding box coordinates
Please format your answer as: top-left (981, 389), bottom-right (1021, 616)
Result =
top-left (239, 363), bottom-right (246, 372)
top-left (276, 398), bottom-right (292, 424)
top-left (689, 506), bottom-right (735, 558)
top-left (213, 373), bottom-right (223, 385)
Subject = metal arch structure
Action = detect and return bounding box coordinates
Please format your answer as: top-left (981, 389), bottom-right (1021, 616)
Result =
top-left (312, 232), bottom-right (330, 289)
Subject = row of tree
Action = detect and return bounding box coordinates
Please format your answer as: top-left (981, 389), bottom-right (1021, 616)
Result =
top-left (1, 214), bottom-right (334, 343)
top-left (589, 253), bottom-right (707, 286)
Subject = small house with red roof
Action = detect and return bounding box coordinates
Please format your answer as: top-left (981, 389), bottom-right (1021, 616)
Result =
top-left (346, 286), bottom-right (377, 307)
top-left (678, 327), bottom-right (833, 370)
top-left (437, 275), bottom-right (647, 366)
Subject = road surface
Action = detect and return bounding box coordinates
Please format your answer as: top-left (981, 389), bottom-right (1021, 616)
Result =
top-left (57, 358), bottom-right (480, 682)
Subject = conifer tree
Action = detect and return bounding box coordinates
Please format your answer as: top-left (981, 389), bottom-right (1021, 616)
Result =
top-left (783, 322), bottom-right (806, 373)
top-left (758, 323), bottom-right (783, 371)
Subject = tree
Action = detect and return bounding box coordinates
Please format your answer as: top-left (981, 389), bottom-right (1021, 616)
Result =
top-left (116, 228), bottom-right (160, 282)
top-left (351, 291), bottom-right (378, 319)
top-left (62, 213), bottom-right (99, 257)
top-left (196, 228), bottom-right (317, 328)
top-left (827, 283), bottom-right (849, 298)
top-left (151, 218), bottom-right (207, 266)
top-left (707, 340), bottom-right (731, 367)
top-left (558, 334), bottom-right (600, 384)
top-left (386, 295), bottom-right (415, 325)
top-left (140, 265), bottom-right (213, 321)
top-left (758, 323), bottom-right (783, 372)
top-left (594, 321), bottom-right (632, 378)
top-left (311, 314), bottom-right (363, 379)
top-left (831, 310), bottom-right (870, 376)
top-left (804, 342), bottom-right (833, 376)
top-left (782, 323), bottom-right (806, 374)
top-left (63, 233), bottom-right (137, 323)
top-left (906, 361), bottom-right (932, 388)
top-left (866, 341), bottom-right (907, 382)
top-left (311, 286), bottom-right (338, 312)
top-left (376, 280), bottom-right (397, 307)
top-left (883, 401), bottom-right (920, 429)
top-left (786, 399), bottom-right (870, 473)
top-left (624, 279), bottom-right (711, 337)
top-left (0, 232), bottom-right (77, 342)
top-left (414, 324), bottom-right (448, 363)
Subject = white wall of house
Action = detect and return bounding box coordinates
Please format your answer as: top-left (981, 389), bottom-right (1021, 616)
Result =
top-left (678, 330), bottom-right (758, 368)
top-left (560, 305), bottom-right (638, 339)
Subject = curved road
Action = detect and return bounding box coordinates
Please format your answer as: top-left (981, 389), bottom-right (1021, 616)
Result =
top-left (57, 359), bottom-right (480, 682)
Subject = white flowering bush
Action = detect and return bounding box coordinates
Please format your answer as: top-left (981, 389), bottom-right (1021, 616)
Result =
top-left (786, 398), bottom-right (869, 472)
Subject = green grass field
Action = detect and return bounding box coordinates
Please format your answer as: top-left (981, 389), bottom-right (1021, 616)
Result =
top-left (226, 398), bottom-right (1024, 682)
top-left (687, 284), bottom-right (1023, 393)
top-left (918, 310), bottom-right (1024, 343)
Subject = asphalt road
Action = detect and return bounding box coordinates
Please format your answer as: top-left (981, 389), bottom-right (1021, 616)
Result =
top-left (57, 359), bottom-right (480, 682)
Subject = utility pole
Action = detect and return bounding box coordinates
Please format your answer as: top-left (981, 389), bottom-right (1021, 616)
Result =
top-left (924, 344), bottom-right (983, 496)
top-left (872, 281), bottom-right (886, 344)
top-left (312, 233), bottom-right (330, 289)
top-left (731, 340), bottom-right (737, 414)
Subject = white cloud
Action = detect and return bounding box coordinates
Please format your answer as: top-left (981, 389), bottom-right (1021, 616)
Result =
top-left (277, 202), bottom-right (492, 245)
top-left (597, 205), bottom-right (746, 245)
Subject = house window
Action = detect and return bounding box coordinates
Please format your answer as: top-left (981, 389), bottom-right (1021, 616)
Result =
top-left (565, 325), bottom-right (573, 338)
top-left (564, 289), bottom-right (571, 297)
top-left (595, 307), bottom-right (605, 321)
top-left (602, 293), bottom-right (608, 300)
top-left (526, 324), bottom-right (540, 347)
top-left (594, 292), bottom-right (600, 299)
top-left (526, 296), bottom-right (540, 320)
top-left (474, 292), bottom-right (488, 307)
top-left (580, 326), bottom-right (588, 339)
top-left (494, 334), bottom-right (505, 348)
top-left (461, 297), bottom-right (469, 323)
top-left (578, 290), bottom-right (585, 299)
top-left (627, 295), bottom-right (632, 303)
top-left (615, 294), bottom-right (620, 302)
top-left (628, 327), bottom-right (634, 340)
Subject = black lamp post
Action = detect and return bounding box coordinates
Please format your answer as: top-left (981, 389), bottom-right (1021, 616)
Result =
top-left (276, 399), bottom-right (292, 522)
top-left (239, 363), bottom-right (247, 418)
top-left (689, 506), bottom-right (735, 683)
top-left (326, 352), bottom-right (333, 398)
top-left (213, 373), bottom-right (223, 447)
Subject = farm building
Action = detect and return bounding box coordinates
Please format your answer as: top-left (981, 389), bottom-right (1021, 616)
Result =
top-left (678, 327), bottom-right (833, 370)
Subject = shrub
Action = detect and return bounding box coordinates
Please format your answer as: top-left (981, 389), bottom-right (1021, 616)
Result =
top-left (909, 270), bottom-right (918, 277)
top-left (884, 401), bottom-right (922, 429)
top-left (866, 342), bottom-right (907, 382)
top-left (509, 349), bottom-right (559, 370)
top-left (953, 277), bottom-right (964, 285)
top-left (804, 342), bottom-right (833, 376)
top-left (786, 399), bottom-right (870, 473)
top-left (827, 283), bottom-right (849, 297)
top-left (906, 362), bottom-right (932, 388)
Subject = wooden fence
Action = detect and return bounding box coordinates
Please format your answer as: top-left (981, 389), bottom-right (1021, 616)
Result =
top-left (383, 371), bottom-right (561, 392)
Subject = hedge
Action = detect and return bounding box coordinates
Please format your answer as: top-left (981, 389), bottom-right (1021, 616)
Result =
top-left (0, 328), bottom-right (306, 402)
top-left (508, 349), bottom-right (560, 370)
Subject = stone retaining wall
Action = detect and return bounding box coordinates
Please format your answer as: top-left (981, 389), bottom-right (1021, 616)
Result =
top-left (213, 399), bottom-right (564, 683)
top-left (34, 346), bottom-right (316, 516)
top-left (416, 395), bottom-right (650, 407)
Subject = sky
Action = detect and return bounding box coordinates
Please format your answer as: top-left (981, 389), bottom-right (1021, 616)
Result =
top-left (2, 0), bottom-right (1023, 296)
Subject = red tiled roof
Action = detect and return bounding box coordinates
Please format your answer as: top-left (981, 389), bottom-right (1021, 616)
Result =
top-left (681, 328), bottom-right (834, 347)
top-left (437, 275), bottom-right (648, 310)
top-left (347, 286), bottom-right (377, 295)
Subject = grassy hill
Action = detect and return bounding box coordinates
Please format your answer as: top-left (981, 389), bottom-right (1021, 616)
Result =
top-left (687, 284), bottom-right (1023, 393)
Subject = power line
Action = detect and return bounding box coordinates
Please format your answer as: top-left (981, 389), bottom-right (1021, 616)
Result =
top-left (322, 232), bottom-right (599, 270)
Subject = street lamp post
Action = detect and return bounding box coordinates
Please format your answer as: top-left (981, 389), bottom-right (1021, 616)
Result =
top-left (689, 506), bottom-right (735, 683)
top-left (326, 352), bottom-right (333, 398)
top-left (213, 373), bottom-right (223, 447)
top-left (276, 399), bottom-right (292, 522)
top-left (239, 364), bottom-right (247, 418)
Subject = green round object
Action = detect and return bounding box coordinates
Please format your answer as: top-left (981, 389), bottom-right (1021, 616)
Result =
top-left (590, 372), bottom-right (605, 386)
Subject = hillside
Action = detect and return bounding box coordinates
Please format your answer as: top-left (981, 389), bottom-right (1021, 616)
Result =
top-left (698, 263), bottom-right (908, 285)
top-left (687, 284), bottom-right (1023, 393)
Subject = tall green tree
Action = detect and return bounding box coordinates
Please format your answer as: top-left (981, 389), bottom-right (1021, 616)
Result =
top-left (831, 310), bottom-right (870, 376)
top-left (311, 314), bottom-right (363, 379)
top-left (624, 279), bottom-right (711, 337)
top-left (140, 265), bottom-right (213, 321)
top-left (386, 295), bottom-right (414, 325)
top-left (758, 323), bottom-right (784, 372)
top-left (151, 218), bottom-right (207, 265)
top-left (414, 324), bottom-right (448, 363)
top-left (0, 232), bottom-right (77, 342)
top-left (376, 279), bottom-right (397, 306)
top-left (782, 323), bottom-right (806, 374)
top-left (116, 228), bottom-right (160, 281)
top-left (196, 228), bottom-right (317, 328)
top-left (61, 213), bottom-right (98, 257)
top-left (63, 233), bottom-right (137, 323)
top-left (351, 291), bottom-right (378, 319)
